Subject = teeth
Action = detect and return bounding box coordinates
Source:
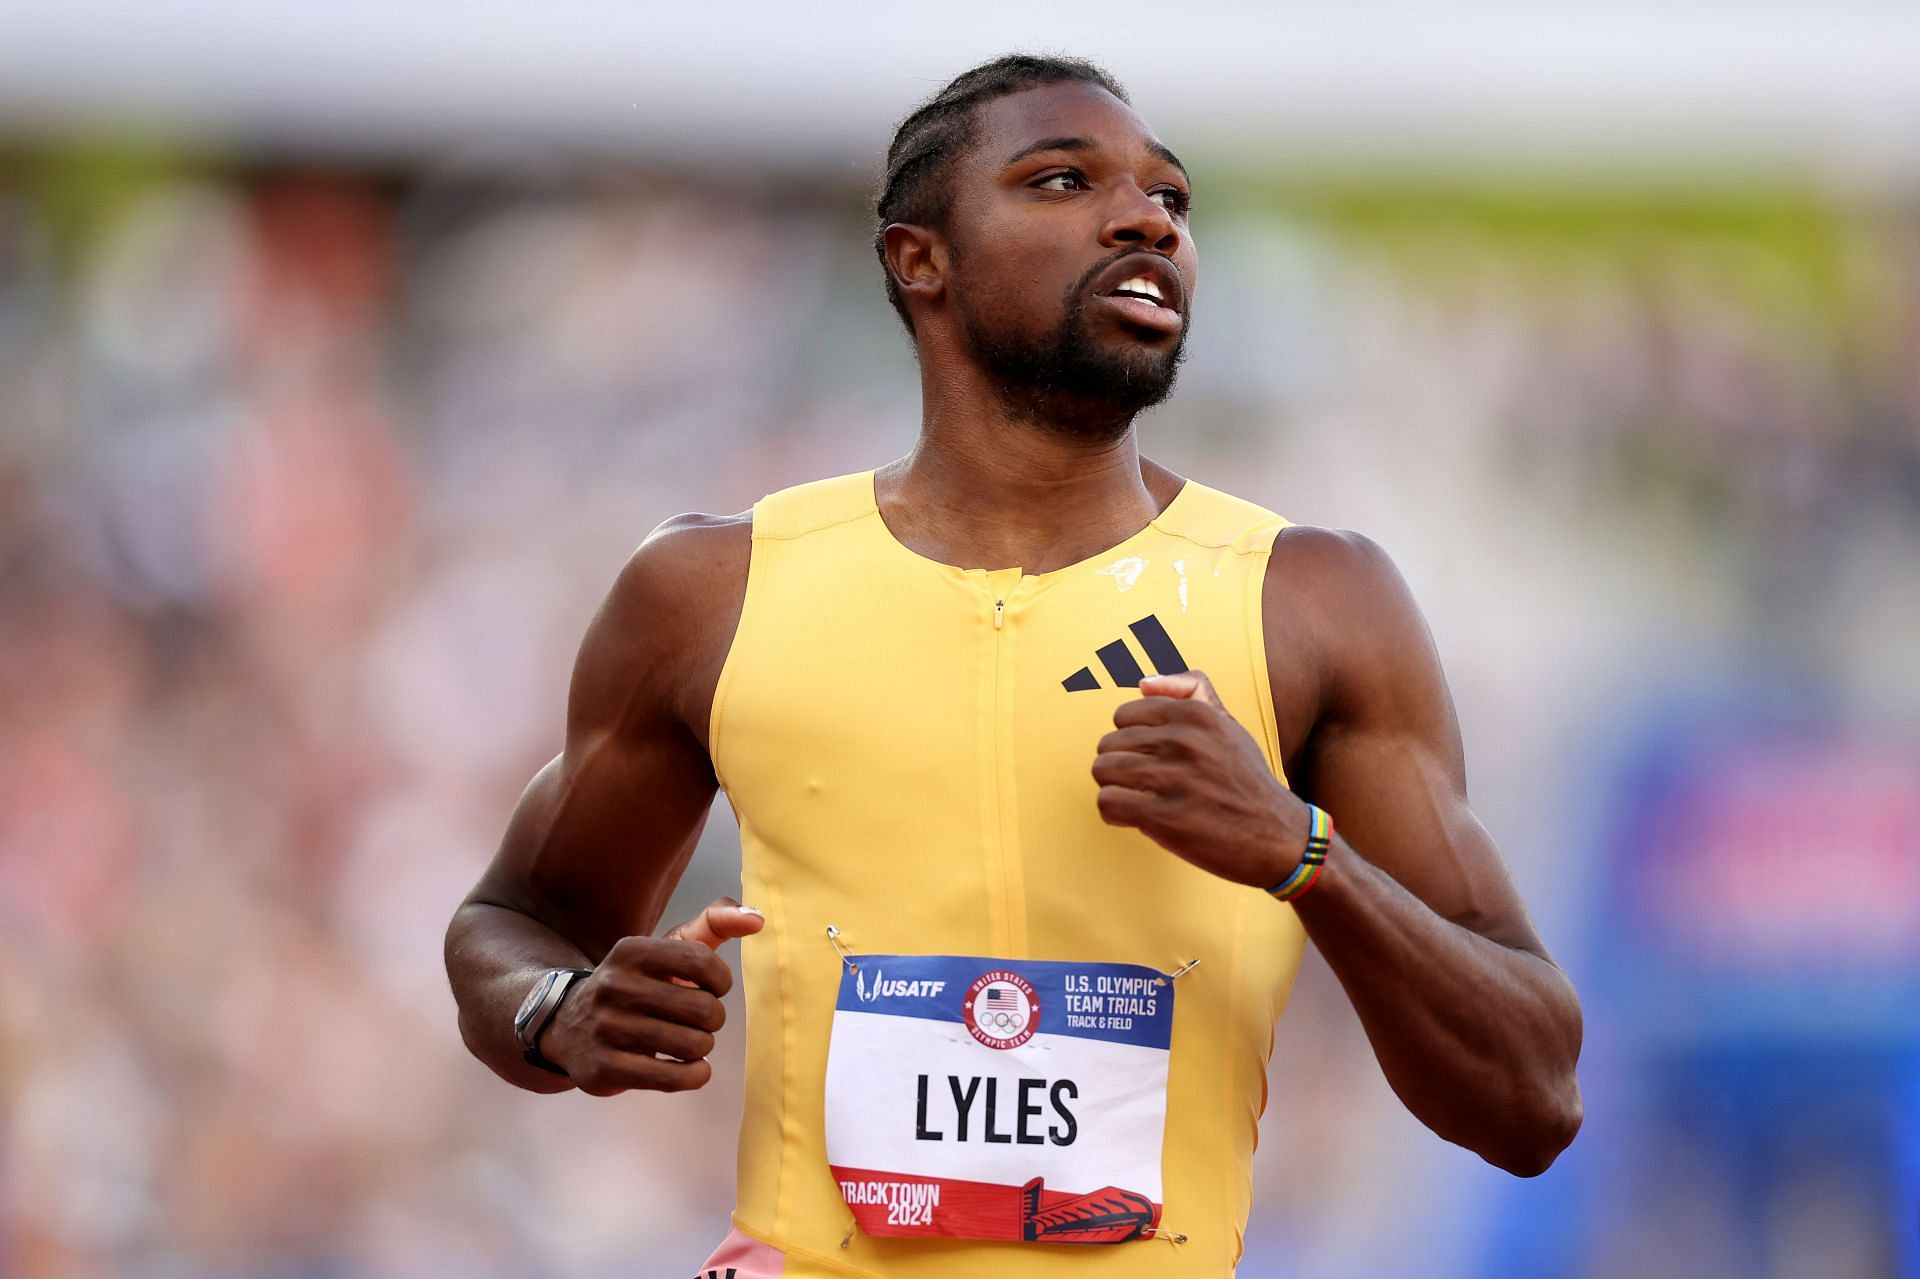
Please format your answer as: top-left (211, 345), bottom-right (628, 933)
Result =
top-left (1115, 275), bottom-right (1165, 302)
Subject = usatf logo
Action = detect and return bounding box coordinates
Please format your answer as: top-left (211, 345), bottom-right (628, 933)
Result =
top-left (855, 969), bottom-right (948, 1002)
top-left (963, 970), bottom-right (1039, 1050)
top-left (1063, 614), bottom-right (1188, 691)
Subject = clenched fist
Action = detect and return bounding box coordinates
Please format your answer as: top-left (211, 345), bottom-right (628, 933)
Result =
top-left (1092, 671), bottom-right (1311, 889)
top-left (540, 898), bottom-right (764, 1096)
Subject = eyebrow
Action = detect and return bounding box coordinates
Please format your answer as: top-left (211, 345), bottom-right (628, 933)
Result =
top-left (1001, 135), bottom-right (1190, 184)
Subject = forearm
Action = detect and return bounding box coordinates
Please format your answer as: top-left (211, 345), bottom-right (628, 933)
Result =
top-left (1290, 837), bottom-right (1584, 1175)
top-left (444, 900), bottom-right (594, 1093)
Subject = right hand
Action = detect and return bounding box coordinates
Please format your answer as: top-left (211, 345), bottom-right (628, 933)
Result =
top-left (540, 898), bottom-right (765, 1096)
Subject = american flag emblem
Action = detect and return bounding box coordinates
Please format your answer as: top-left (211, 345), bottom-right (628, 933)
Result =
top-left (963, 969), bottom-right (1041, 1049)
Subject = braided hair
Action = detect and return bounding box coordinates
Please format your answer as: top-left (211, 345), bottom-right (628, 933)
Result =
top-left (873, 54), bottom-right (1129, 335)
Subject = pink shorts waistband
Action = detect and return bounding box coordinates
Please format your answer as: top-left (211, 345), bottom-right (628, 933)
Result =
top-left (694, 1226), bottom-right (787, 1278)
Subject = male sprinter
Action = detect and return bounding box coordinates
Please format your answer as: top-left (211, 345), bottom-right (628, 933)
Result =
top-left (445, 55), bottom-right (1583, 1277)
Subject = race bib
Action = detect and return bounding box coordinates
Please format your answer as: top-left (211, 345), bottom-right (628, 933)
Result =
top-left (822, 953), bottom-right (1175, 1243)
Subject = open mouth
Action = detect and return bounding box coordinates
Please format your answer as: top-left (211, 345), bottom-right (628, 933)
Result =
top-left (1107, 274), bottom-right (1172, 309)
top-left (1097, 272), bottom-right (1183, 334)
top-left (1090, 255), bottom-right (1185, 336)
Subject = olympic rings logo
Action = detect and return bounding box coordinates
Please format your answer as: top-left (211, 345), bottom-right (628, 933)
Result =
top-left (964, 971), bottom-right (1041, 1050)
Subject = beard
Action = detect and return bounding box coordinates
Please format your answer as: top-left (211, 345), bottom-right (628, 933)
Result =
top-left (953, 251), bottom-right (1189, 443)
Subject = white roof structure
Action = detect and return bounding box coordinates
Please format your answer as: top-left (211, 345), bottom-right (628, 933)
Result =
top-left (2, 2), bottom-right (1919, 187)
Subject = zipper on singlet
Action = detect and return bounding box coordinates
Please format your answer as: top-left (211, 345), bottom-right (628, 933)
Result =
top-left (982, 570), bottom-right (1027, 958)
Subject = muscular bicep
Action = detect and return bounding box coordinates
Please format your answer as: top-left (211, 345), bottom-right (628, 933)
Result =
top-left (1273, 529), bottom-right (1548, 957)
top-left (463, 515), bottom-right (747, 959)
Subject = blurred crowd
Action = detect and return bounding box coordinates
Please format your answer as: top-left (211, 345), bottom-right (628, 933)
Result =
top-left (1, 149), bottom-right (1915, 1277)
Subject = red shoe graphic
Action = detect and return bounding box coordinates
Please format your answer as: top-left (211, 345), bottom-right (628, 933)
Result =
top-left (1019, 1177), bottom-right (1157, 1242)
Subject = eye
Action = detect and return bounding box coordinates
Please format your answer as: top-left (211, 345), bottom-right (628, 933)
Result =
top-left (1033, 169), bottom-right (1087, 192)
top-left (1154, 187), bottom-right (1193, 216)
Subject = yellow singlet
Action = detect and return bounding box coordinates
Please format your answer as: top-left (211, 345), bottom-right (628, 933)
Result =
top-left (710, 469), bottom-right (1310, 1276)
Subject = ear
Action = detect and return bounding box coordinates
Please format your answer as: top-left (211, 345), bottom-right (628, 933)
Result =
top-left (882, 222), bottom-right (946, 312)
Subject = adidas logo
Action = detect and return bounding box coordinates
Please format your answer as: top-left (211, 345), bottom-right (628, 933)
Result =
top-left (697, 1269), bottom-right (738, 1279)
top-left (1063, 614), bottom-right (1189, 691)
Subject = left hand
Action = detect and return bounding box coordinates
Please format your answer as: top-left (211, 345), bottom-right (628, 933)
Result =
top-left (659, 897), bottom-right (765, 988)
top-left (1092, 670), bottom-right (1307, 888)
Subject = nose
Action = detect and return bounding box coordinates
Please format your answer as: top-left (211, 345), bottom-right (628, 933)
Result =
top-left (1099, 180), bottom-right (1181, 255)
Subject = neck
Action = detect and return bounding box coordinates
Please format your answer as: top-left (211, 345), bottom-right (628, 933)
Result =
top-left (874, 345), bottom-right (1173, 574)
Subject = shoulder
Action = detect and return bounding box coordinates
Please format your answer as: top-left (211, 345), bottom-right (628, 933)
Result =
top-left (1264, 524), bottom-right (1445, 725)
top-left (571, 510), bottom-right (753, 739)
top-left (608, 510), bottom-right (754, 613)
top-left (1266, 523), bottom-right (1427, 643)
top-left (1267, 524), bottom-right (1405, 604)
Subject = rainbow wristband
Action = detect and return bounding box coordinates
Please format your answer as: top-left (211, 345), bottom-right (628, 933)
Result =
top-left (1267, 805), bottom-right (1333, 902)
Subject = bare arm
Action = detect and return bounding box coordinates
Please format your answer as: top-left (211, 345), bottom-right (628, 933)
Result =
top-left (1091, 528), bottom-right (1582, 1175)
top-left (442, 513), bottom-right (755, 1095)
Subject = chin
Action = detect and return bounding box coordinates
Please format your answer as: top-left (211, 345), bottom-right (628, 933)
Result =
top-left (960, 297), bottom-right (1187, 424)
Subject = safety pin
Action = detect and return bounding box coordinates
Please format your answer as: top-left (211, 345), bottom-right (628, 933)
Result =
top-left (826, 924), bottom-right (858, 971)
top-left (1159, 957), bottom-right (1200, 986)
